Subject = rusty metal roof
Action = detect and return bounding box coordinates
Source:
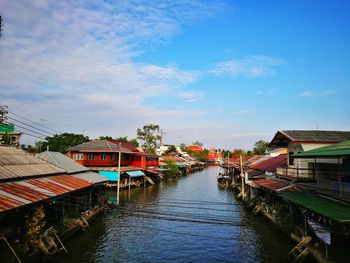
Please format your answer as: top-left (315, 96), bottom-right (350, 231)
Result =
top-left (254, 178), bottom-right (303, 193)
top-left (0, 146), bottom-right (65, 181)
top-left (0, 174), bottom-right (92, 213)
top-left (249, 154), bottom-right (287, 176)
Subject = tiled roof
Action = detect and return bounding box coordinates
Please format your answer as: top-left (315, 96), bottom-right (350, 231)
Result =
top-left (38, 151), bottom-right (88, 174)
top-left (67, 140), bottom-right (133, 153)
top-left (0, 147), bottom-right (64, 181)
top-left (109, 140), bottom-right (139, 152)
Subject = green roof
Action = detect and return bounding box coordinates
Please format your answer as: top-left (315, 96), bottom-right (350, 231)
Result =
top-left (280, 191), bottom-right (350, 223)
top-left (292, 140), bottom-right (350, 158)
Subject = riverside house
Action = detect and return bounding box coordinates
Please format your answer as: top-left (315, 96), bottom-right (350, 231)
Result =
top-left (67, 140), bottom-right (160, 187)
top-left (269, 130), bottom-right (350, 181)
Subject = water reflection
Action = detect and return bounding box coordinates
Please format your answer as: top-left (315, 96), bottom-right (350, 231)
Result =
top-left (58, 166), bottom-right (293, 263)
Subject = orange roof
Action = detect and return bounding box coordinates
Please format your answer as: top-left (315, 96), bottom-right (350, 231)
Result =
top-left (186, 145), bottom-right (203, 152)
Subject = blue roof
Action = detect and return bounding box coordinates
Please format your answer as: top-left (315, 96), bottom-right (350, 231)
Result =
top-left (126, 170), bottom-right (145, 177)
top-left (99, 171), bottom-right (119, 181)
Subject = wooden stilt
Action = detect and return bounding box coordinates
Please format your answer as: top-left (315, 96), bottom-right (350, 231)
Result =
top-left (52, 230), bottom-right (68, 254)
top-left (1, 236), bottom-right (22, 263)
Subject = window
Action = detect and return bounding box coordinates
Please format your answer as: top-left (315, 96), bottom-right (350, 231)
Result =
top-left (74, 153), bottom-right (84, 160)
top-left (112, 153), bottom-right (117, 161)
top-left (101, 153), bottom-right (107, 160)
top-left (88, 154), bottom-right (95, 160)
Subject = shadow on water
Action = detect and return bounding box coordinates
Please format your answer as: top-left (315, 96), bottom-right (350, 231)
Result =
top-left (55, 166), bottom-right (298, 263)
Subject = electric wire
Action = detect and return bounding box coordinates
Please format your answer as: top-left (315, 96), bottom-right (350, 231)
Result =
top-left (13, 129), bottom-right (46, 140)
top-left (7, 110), bottom-right (60, 133)
top-left (11, 123), bottom-right (50, 138)
top-left (7, 116), bottom-right (55, 136)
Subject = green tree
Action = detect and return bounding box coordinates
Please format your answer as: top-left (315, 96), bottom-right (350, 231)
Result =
top-left (232, 148), bottom-right (246, 157)
top-left (165, 159), bottom-right (179, 177)
top-left (136, 124), bottom-right (162, 154)
top-left (253, 140), bottom-right (270, 155)
top-left (115, 136), bottom-right (128, 142)
top-left (40, 133), bottom-right (90, 153)
top-left (192, 141), bottom-right (203, 147)
top-left (180, 143), bottom-right (186, 151)
top-left (164, 145), bottom-right (177, 155)
top-left (21, 144), bottom-right (36, 154)
top-left (129, 138), bottom-right (139, 147)
top-left (193, 149), bottom-right (209, 162)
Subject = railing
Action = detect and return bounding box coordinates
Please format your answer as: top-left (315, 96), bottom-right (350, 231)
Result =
top-left (316, 179), bottom-right (350, 195)
top-left (276, 166), bottom-right (315, 181)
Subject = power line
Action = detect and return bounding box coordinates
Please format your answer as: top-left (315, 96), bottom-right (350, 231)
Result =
top-left (7, 110), bottom-right (60, 133)
top-left (12, 123), bottom-right (49, 138)
top-left (7, 116), bottom-right (55, 136)
top-left (15, 129), bottom-right (46, 141)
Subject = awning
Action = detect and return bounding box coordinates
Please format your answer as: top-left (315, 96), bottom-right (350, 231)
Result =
top-left (280, 191), bottom-right (350, 223)
top-left (126, 170), bottom-right (145, 177)
top-left (0, 175), bottom-right (92, 213)
top-left (98, 171), bottom-right (119, 181)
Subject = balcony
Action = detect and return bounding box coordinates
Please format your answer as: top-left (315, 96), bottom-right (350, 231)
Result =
top-left (276, 166), bottom-right (315, 181)
top-left (276, 165), bottom-right (350, 199)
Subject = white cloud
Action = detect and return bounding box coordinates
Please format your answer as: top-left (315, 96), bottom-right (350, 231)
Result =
top-left (0, 0), bottom-right (225, 144)
top-left (232, 109), bottom-right (260, 115)
top-left (208, 55), bottom-right (283, 78)
top-left (299, 89), bottom-right (336, 97)
top-left (256, 89), bottom-right (275, 95)
top-left (179, 90), bottom-right (204, 102)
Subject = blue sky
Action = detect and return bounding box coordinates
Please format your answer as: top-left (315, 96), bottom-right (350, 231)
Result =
top-left (0, 0), bottom-right (349, 149)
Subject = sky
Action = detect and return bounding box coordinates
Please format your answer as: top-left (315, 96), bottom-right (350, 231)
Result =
top-left (0, 0), bottom-right (349, 150)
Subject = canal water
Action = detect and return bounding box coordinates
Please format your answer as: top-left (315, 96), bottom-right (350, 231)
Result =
top-left (57, 166), bottom-right (294, 262)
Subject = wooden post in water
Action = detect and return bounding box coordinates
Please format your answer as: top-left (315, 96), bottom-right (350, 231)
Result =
top-left (240, 155), bottom-right (245, 201)
top-left (117, 143), bottom-right (121, 205)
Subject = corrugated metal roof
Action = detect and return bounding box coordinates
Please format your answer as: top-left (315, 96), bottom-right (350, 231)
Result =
top-left (0, 175), bottom-right (92, 213)
top-left (38, 151), bottom-right (88, 173)
top-left (0, 147), bottom-right (65, 181)
top-left (126, 170), bottom-right (145, 177)
top-left (270, 130), bottom-right (350, 147)
top-left (67, 140), bottom-right (132, 153)
top-left (71, 171), bottom-right (108, 184)
top-left (280, 191), bottom-right (350, 223)
top-left (249, 154), bottom-right (287, 175)
top-left (292, 140), bottom-right (350, 158)
top-left (254, 178), bottom-right (302, 192)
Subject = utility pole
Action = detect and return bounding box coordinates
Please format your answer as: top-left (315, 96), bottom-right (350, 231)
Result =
top-left (240, 155), bottom-right (245, 201)
top-left (117, 142), bottom-right (121, 205)
top-left (0, 14), bottom-right (3, 38)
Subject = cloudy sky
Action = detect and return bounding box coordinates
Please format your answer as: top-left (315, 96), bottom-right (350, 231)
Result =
top-left (1, 0), bottom-right (349, 149)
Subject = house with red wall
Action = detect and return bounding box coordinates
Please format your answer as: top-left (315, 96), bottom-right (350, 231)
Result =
top-left (67, 139), bottom-right (160, 170)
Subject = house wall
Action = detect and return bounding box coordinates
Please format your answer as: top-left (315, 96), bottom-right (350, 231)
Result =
top-left (68, 151), bottom-right (132, 167)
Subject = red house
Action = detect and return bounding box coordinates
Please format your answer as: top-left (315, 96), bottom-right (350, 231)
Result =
top-left (67, 139), bottom-right (159, 170)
